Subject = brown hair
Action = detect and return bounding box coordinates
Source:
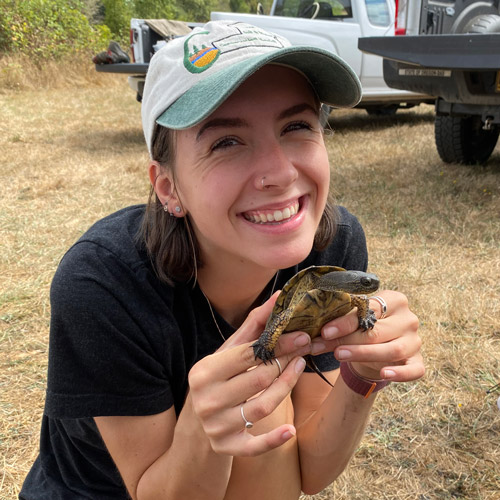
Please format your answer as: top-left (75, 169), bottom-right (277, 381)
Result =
top-left (141, 125), bottom-right (338, 284)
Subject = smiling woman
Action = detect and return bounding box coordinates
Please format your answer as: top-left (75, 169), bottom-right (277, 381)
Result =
top-left (20, 20), bottom-right (424, 500)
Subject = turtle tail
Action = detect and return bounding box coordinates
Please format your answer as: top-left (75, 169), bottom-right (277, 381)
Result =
top-left (305, 355), bottom-right (334, 388)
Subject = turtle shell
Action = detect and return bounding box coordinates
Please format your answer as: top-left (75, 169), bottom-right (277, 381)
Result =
top-left (253, 265), bottom-right (379, 382)
top-left (272, 265), bottom-right (351, 339)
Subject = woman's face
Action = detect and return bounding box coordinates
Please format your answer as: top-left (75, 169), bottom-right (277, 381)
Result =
top-left (172, 64), bottom-right (331, 272)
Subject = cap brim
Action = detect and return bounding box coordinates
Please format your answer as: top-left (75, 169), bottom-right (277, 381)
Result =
top-left (156, 46), bottom-right (361, 130)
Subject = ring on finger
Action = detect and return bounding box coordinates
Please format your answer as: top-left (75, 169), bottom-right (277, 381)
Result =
top-left (240, 403), bottom-right (253, 429)
top-left (371, 296), bottom-right (387, 319)
top-left (274, 358), bottom-right (283, 377)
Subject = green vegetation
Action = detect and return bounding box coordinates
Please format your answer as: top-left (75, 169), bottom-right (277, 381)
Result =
top-left (0, 0), bottom-right (274, 60)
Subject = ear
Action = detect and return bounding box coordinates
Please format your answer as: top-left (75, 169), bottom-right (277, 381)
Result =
top-left (148, 161), bottom-right (179, 207)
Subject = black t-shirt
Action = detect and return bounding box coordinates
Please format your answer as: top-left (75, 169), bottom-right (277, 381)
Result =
top-left (20, 204), bottom-right (368, 499)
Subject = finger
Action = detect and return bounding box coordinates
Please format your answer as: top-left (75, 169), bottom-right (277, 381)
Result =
top-left (210, 424), bottom-right (297, 457)
top-left (314, 316), bottom-right (392, 355)
top-left (200, 357), bottom-right (305, 443)
top-left (320, 290), bottom-right (409, 341)
top-left (369, 295), bottom-right (388, 320)
top-left (190, 331), bottom-right (310, 392)
top-left (221, 351), bottom-right (301, 407)
top-left (238, 424), bottom-right (297, 457)
top-left (380, 353), bottom-right (425, 382)
top-left (333, 333), bottom-right (422, 365)
top-left (238, 356), bottom-right (306, 427)
top-left (220, 291), bottom-right (280, 349)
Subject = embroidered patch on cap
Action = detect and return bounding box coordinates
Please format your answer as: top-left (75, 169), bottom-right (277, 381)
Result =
top-left (183, 24), bottom-right (286, 74)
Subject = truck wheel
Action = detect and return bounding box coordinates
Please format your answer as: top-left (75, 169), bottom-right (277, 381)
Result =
top-left (435, 115), bottom-right (499, 164)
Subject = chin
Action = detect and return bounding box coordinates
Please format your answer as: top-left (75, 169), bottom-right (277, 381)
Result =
top-left (262, 239), bottom-right (315, 270)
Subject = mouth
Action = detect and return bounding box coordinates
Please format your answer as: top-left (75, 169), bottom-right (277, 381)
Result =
top-left (242, 199), bottom-right (301, 224)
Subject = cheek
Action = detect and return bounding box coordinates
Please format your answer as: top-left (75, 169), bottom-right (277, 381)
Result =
top-left (179, 170), bottom-right (240, 222)
top-left (304, 146), bottom-right (331, 196)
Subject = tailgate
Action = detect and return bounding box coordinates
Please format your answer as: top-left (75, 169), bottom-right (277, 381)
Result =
top-left (359, 34), bottom-right (500, 70)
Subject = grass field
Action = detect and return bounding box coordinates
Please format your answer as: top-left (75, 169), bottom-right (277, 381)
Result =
top-left (1, 69), bottom-right (499, 499)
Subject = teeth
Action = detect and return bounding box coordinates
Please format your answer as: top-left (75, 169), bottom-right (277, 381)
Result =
top-left (244, 201), bottom-right (299, 224)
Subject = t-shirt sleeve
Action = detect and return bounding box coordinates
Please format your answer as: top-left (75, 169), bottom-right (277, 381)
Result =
top-left (44, 241), bottom-right (176, 419)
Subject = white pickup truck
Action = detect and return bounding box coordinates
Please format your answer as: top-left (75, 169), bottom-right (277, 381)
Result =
top-left (96, 0), bottom-right (432, 115)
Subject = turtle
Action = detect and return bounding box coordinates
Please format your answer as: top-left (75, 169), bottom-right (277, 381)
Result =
top-left (252, 265), bottom-right (380, 386)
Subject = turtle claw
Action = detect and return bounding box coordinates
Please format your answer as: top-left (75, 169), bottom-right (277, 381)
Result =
top-left (359, 309), bottom-right (377, 331)
top-left (252, 340), bottom-right (275, 363)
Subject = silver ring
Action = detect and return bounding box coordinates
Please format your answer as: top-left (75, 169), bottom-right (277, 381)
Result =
top-left (371, 296), bottom-right (387, 319)
top-left (240, 404), bottom-right (253, 429)
top-left (274, 358), bottom-right (283, 377)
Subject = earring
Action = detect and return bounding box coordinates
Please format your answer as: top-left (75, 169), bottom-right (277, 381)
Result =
top-left (175, 206), bottom-right (181, 214)
top-left (163, 202), bottom-right (169, 212)
top-left (261, 176), bottom-right (269, 189)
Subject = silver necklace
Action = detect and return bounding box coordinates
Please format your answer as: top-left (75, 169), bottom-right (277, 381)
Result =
top-left (201, 271), bottom-right (280, 342)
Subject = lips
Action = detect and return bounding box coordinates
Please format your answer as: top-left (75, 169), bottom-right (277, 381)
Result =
top-left (243, 200), bottom-right (300, 224)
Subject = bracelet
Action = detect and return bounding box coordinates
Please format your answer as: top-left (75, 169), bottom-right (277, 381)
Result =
top-left (340, 362), bottom-right (390, 398)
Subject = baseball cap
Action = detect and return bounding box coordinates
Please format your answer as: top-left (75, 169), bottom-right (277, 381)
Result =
top-left (141, 20), bottom-right (362, 154)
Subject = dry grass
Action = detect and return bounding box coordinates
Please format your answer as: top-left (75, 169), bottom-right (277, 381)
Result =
top-left (1, 59), bottom-right (499, 499)
top-left (0, 52), bottom-right (120, 92)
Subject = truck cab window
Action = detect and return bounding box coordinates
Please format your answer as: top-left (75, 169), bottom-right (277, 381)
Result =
top-left (275, 0), bottom-right (352, 18)
top-left (365, 0), bottom-right (390, 26)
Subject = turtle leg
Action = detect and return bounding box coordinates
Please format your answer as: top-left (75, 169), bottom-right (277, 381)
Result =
top-left (350, 295), bottom-right (377, 331)
top-left (252, 309), bottom-right (293, 363)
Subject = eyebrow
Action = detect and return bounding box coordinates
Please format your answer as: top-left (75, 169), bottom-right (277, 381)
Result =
top-left (277, 102), bottom-right (319, 120)
top-left (195, 102), bottom-right (318, 141)
top-left (196, 118), bottom-right (247, 141)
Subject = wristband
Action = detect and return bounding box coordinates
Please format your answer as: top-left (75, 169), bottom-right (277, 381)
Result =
top-left (340, 362), bottom-right (390, 398)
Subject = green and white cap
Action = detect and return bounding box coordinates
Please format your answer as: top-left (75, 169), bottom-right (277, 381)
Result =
top-left (142, 20), bottom-right (362, 155)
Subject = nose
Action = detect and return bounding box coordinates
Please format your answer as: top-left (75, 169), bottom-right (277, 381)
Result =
top-left (253, 139), bottom-right (299, 191)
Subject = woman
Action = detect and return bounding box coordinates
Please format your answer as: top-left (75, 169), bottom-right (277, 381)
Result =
top-left (21, 21), bottom-right (424, 500)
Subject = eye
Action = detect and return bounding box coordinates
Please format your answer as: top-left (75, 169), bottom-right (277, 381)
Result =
top-left (361, 277), bottom-right (372, 287)
top-left (282, 120), bottom-right (313, 134)
top-left (211, 136), bottom-right (241, 151)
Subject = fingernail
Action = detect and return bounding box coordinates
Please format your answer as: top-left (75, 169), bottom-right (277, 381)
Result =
top-left (295, 357), bottom-right (306, 373)
top-left (383, 369), bottom-right (396, 379)
top-left (294, 334), bottom-right (311, 347)
top-left (336, 349), bottom-right (352, 360)
top-left (282, 427), bottom-right (296, 440)
top-left (323, 326), bottom-right (340, 340)
top-left (311, 341), bottom-right (325, 354)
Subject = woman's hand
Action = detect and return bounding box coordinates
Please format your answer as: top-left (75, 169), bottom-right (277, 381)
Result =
top-left (188, 294), bottom-right (312, 457)
top-left (314, 290), bottom-right (424, 382)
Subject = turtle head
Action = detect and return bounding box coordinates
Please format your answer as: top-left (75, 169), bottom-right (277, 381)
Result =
top-left (318, 270), bottom-right (380, 294)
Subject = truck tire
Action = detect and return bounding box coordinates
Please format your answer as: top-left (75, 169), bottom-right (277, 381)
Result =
top-left (435, 115), bottom-right (499, 164)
